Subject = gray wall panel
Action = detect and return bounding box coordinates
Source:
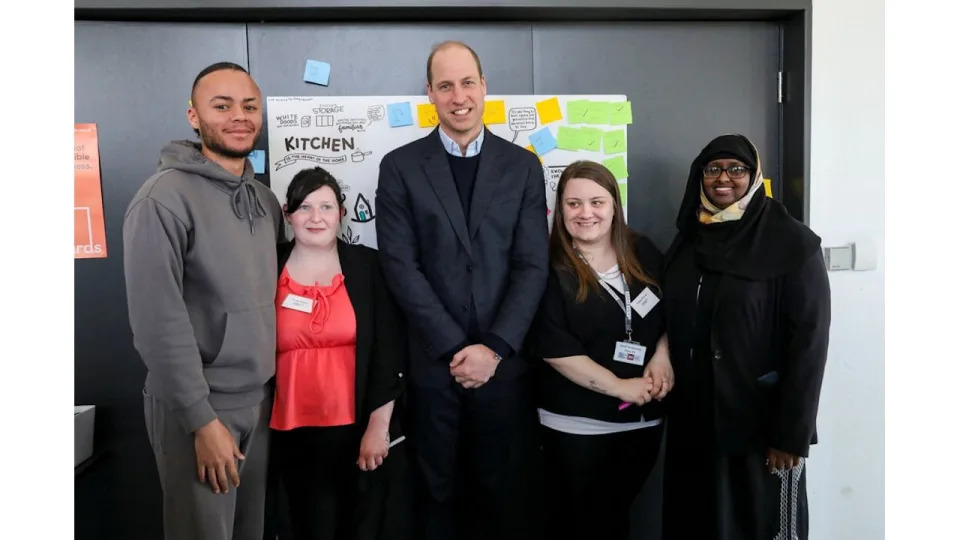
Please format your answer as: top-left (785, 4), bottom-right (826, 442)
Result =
top-left (74, 21), bottom-right (248, 540)
top-left (247, 22), bottom-right (534, 191)
top-left (533, 21), bottom-right (780, 250)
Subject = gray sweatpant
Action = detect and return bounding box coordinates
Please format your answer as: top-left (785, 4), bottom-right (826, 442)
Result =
top-left (143, 390), bottom-right (271, 540)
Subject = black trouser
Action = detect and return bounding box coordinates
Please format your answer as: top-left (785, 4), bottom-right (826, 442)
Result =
top-left (410, 375), bottom-right (540, 540)
top-left (540, 423), bottom-right (664, 540)
top-left (271, 424), bottom-right (359, 540)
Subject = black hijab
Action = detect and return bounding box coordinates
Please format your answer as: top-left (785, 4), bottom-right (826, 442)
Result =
top-left (669, 134), bottom-right (822, 280)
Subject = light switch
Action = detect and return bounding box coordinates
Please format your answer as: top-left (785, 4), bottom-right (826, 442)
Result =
top-left (823, 246), bottom-right (853, 271)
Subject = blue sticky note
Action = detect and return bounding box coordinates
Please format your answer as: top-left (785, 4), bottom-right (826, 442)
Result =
top-left (529, 127), bottom-right (558, 156)
top-left (387, 102), bottom-right (413, 127)
top-left (248, 150), bottom-right (266, 174)
top-left (303, 59), bottom-right (331, 86)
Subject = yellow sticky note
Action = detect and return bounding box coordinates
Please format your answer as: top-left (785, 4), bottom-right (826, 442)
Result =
top-left (417, 103), bottom-right (439, 127)
top-left (763, 178), bottom-right (773, 198)
top-left (483, 100), bottom-right (506, 124)
top-left (536, 97), bottom-right (563, 125)
top-left (525, 145), bottom-right (543, 162)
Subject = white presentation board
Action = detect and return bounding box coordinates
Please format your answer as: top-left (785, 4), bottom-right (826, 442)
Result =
top-left (266, 94), bottom-right (632, 248)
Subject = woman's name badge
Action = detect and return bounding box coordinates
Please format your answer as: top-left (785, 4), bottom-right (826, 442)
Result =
top-left (613, 341), bottom-right (647, 366)
top-left (281, 293), bottom-right (313, 313)
top-left (631, 287), bottom-right (660, 318)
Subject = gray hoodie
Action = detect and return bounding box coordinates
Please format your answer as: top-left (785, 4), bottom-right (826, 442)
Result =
top-left (123, 140), bottom-right (283, 434)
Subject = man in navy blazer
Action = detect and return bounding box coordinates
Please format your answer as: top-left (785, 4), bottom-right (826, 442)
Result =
top-left (375, 41), bottom-right (549, 540)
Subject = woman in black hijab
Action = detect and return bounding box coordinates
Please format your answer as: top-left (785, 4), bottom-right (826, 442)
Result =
top-left (661, 134), bottom-right (831, 540)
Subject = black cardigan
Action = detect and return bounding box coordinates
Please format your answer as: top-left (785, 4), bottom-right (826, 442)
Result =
top-left (277, 240), bottom-right (408, 479)
top-left (662, 240), bottom-right (831, 457)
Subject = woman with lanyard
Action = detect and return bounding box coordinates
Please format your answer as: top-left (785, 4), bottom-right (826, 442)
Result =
top-left (528, 160), bottom-right (673, 540)
top-left (660, 134), bottom-right (830, 540)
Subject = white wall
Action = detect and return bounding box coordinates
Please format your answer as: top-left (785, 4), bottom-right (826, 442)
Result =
top-left (808, 0), bottom-right (884, 538)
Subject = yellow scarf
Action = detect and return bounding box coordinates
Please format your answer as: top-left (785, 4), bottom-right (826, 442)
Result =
top-left (697, 143), bottom-right (765, 224)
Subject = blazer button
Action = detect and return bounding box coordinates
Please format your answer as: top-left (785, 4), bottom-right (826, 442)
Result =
top-left (462, 304), bottom-right (469, 312)
top-left (466, 265), bottom-right (473, 272)
top-left (713, 349), bottom-right (723, 360)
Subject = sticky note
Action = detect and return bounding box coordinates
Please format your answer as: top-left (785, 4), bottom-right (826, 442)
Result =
top-left (585, 101), bottom-right (612, 124)
top-left (529, 127), bottom-right (558, 156)
top-left (418, 103), bottom-right (439, 127)
top-left (618, 182), bottom-right (628, 206)
top-left (609, 101), bottom-right (633, 125)
top-left (567, 100), bottom-right (589, 124)
top-left (386, 102), bottom-right (413, 127)
top-left (483, 100), bottom-right (507, 124)
top-left (603, 129), bottom-right (627, 154)
top-left (556, 126), bottom-right (581, 151)
top-left (536, 97), bottom-right (563, 125)
top-left (303, 59), bottom-right (331, 86)
top-left (248, 150), bottom-right (265, 174)
top-left (603, 156), bottom-right (629, 180)
top-left (579, 128), bottom-right (603, 152)
top-left (763, 178), bottom-right (773, 198)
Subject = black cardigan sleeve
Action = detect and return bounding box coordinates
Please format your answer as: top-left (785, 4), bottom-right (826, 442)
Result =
top-left (770, 250), bottom-right (831, 457)
top-left (366, 249), bottom-right (407, 413)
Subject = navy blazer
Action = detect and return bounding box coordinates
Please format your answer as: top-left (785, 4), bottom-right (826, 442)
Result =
top-left (375, 127), bottom-right (549, 387)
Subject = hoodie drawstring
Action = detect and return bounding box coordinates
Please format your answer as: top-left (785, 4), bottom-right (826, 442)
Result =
top-left (231, 181), bottom-right (267, 235)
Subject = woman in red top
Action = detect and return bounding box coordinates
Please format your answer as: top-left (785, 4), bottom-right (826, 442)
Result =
top-left (270, 166), bottom-right (408, 540)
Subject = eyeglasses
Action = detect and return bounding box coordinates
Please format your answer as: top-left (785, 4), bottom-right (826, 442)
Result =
top-left (702, 165), bottom-right (750, 180)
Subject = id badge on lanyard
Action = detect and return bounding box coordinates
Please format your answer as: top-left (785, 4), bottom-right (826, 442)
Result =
top-left (575, 247), bottom-right (648, 366)
top-left (600, 274), bottom-right (648, 366)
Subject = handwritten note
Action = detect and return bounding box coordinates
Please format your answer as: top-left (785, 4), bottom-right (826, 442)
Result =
top-left (585, 101), bottom-right (611, 124)
top-left (603, 155), bottom-right (629, 180)
top-left (387, 102), bottom-right (413, 127)
top-left (603, 129), bottom-right (627, 154)
top-left (417, 103), bottom-right (439, 127)
top-left (609, 101), bottom-right (633, 125)
top-left (580, 127), bottom-right (603, 152)
top-left (556, 126), bottom-right (580, 151)
top-left (303, 59), bottom-right (331, 86)
top-left (483, 100), bottom-right (507, 124)
top-left (536, 97), bottom-right (563, 125)
top-left (529, 127), bottom-right (558, 155)
top-left (567, 100), bottom-right (589, 124)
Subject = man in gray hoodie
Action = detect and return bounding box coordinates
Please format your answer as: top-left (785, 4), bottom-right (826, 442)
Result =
top-left (123, 62), bottom-right (283, 540)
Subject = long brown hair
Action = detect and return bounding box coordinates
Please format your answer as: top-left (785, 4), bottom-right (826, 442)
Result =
top-left (549, 160), bottom-right (657, 302)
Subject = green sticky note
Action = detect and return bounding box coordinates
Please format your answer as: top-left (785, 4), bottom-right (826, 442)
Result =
top-left (618, 182), bottom-right (628, 205)
top-left (585, 101), bottom-right (612, 124)
top-left (567, 100), bottom-right (590, 124)
top-left (556, 126), bottom-right (581, 151)
top-left (609, 101), bottom-right (633, 125)
top-left (603, 129), bottom-right (627, 154)
top-left (603, 155), bottom-right (629, 180)
top-left (580, 127), bottom-right (603, 151)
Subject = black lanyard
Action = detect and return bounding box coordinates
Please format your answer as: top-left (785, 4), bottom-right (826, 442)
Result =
top-left (575, 248), bottom-right (633, 342)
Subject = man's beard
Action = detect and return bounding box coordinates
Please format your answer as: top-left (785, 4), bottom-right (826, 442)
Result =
top-left (198, 120), bottom-right (261, 159)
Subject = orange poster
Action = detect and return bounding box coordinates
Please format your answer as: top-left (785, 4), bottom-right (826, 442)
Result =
top-left (75, 123), bottom-right (107, 258)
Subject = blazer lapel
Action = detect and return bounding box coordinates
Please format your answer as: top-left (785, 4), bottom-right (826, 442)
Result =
top-left (468, 129), bottom-right (506, 239)
top-left (422, 129), bottom-right (472, 253)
